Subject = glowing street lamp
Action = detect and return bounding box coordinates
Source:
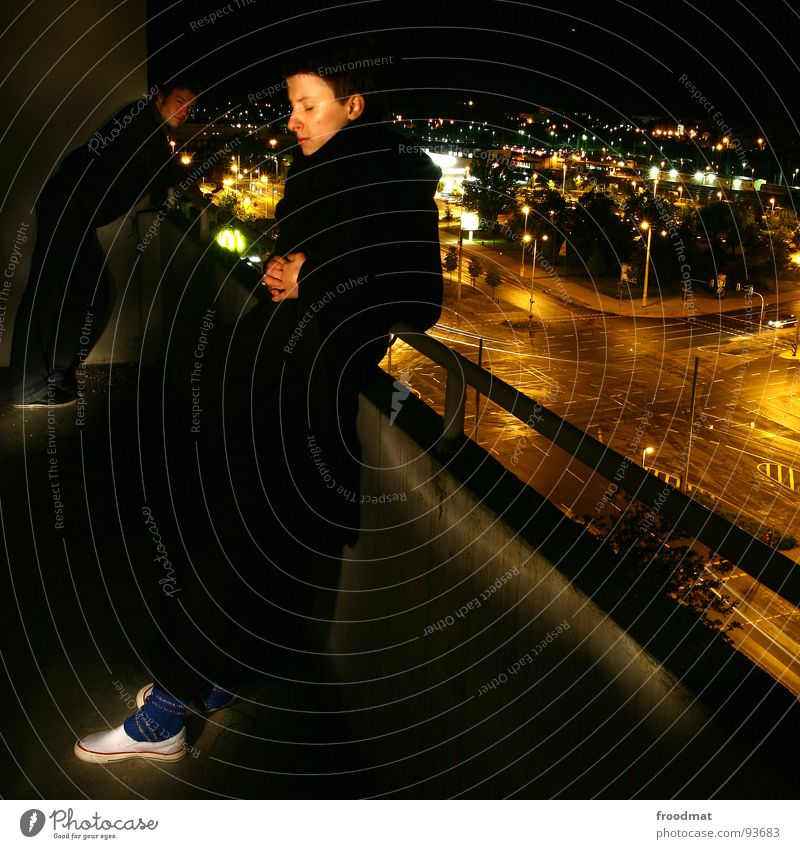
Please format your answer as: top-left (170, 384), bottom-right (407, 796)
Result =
top-left (641, 221), bottom-right (653, 308)
top-left (521, 233), bottom-right (531, 275)
top-left (769, 197), bottom-right (776, 215)
top-left (649, 166), bottom-right (660, 197)
top-left (528, 234), bottom-right (548, 318)
top-left (458, 211), bottom-right (481, 302)
top-left (642, 446), bottom-right (654, 468)
top-left (520, 205), bottom-right (530, 274)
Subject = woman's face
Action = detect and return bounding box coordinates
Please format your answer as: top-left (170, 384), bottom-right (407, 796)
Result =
top-left (286, 74), bottom-right (361, 155)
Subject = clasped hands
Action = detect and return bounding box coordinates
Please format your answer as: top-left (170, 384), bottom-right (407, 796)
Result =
top-left (262, 252), bottom-right (306, 302)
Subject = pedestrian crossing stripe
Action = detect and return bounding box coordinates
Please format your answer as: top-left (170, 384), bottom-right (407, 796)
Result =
top-left (757, 462), bottom-right (797, 492)
top-left (642, 466), bottom-right (705, 494)
top-left (643, 466), bottom-right (682, 489)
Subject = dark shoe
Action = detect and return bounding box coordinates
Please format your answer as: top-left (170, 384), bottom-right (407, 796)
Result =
top-left (12, 386), bottom-right (77, 409)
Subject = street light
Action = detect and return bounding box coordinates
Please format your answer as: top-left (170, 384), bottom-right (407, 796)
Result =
top-left (520, 206), bottom-right (530, 274)
top-left (642, 446), bottom-right (654, 468)
top-left (641, 221), bottom-right (653, 308)
top-left (528, 234), bottom-right (548, 317)
top-left (521, 233), bottom-right (531, 275)
top-left (458, 212), bottom-right (480, 303)
top-left (769, 196), bottom-right (776, 215)
top-left (259, 174), bottom-right (270, 214)
top-left (747, 286), bottom-right (764, 333)
top-left (649, 166), bottom-right (660, 198)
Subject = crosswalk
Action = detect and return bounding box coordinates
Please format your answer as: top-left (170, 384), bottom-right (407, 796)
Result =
top-left (758, 462), bottom-right (799, 493)
top-left (643, 466), bottom-right (708, 495)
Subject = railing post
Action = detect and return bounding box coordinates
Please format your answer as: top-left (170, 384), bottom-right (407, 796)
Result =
top-left (442, 363), bottom-right (466, 449)
top-left (199, 203), bottom-right (209, 241)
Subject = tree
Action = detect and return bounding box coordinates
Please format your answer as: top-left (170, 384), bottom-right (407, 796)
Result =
top-left (697, 200), bottom-right (757, 258)
top-left (468, 257), bottom-right (484, 288)
top-left (586, 244), bottom-right (607, 278)
top-left (568, 190), bottom-right (634, 276)
top-left (485, 265), bottom-right (502, 300)
top-left (216, 189), bottom-right (260, 223)
top-left (443, 246), bottom-right (458, 281)
top-left (528, 187), bottom-right (568, 245)
top-left (587, 497), bottom-right (741, 637)
top-left (461, 155), bottom-right (518, 229)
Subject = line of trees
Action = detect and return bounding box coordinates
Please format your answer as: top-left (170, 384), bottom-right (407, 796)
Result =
top-left (441, 249), bottom-right (502, 300)
top-left (461, 164), bottom-right (800, 290)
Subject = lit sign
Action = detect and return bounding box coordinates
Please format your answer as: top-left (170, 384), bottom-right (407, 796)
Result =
top-left (461, 212), bottom-right (480, 231)
top-left (216, 228), bottom-right (245, 252)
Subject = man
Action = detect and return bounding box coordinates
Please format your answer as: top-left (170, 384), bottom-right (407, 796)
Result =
top-left (8, 76), bottom-right (200, 408)
top-left (73, 43), bottom-right (443, 764)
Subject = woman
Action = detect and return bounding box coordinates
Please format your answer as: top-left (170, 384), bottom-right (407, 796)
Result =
top-left (74, 41), bottom-right (443, 763)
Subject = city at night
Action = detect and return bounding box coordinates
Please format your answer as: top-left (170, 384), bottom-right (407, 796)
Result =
top-left (1, 0), bottom-right (799, 841)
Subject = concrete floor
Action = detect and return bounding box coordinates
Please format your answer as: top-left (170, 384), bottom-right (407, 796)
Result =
top-left (0, 365), bottom-right (370, 799)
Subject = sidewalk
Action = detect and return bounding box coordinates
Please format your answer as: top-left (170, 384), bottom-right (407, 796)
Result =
top-left (440, 228), bottom-right (797, 320)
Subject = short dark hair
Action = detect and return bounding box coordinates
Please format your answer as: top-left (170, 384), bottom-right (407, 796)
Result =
top-left (282, 35), bottom-right (385, 102)
top-left (156, 72), bottom-right (204, 98)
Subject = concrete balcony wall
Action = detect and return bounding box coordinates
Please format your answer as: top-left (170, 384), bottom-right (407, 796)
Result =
top-left (330, 376), bottom-right (800, 798)
top-left (143, 213), bottom-right (268, 372)
top-left (0, 0), bottom-right (148, 367)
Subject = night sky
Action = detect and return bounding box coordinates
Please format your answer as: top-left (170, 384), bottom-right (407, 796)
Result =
top-left (148, 0), bottom-right (799, 138)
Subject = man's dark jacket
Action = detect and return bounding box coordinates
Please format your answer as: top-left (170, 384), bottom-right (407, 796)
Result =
top-left (49, 99), bottom-right (184, 224)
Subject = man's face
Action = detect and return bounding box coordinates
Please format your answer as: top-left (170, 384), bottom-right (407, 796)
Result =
top-left (286, 74), bottom-right (361, 156)
top-left (155, 87), bottom-right (196, 128)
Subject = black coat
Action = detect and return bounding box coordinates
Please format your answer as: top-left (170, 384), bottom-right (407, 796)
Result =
top-left (49, 99), bottom-right (184, 225)
top-left (275, 120), bottom-right (443, 372)
top-left (258, 120), bottom-right (444, 545)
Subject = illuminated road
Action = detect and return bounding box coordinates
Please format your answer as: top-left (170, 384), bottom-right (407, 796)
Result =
top-left (386, 276), bottom-right (800, 694)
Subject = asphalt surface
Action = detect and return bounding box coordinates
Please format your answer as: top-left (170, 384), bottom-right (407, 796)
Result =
top-left (386, 233), bottom-right (800, 696)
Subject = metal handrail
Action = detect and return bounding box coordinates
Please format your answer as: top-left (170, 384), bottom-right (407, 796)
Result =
top-left (390, 320), bottom-right (800, 607)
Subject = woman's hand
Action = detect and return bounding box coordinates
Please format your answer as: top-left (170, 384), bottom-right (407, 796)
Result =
top-left (262, 252), bottom-right (306, 302)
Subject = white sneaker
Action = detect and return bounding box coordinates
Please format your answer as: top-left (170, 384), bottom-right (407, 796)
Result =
top-left (74, 724), bottom-right (187, 764)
